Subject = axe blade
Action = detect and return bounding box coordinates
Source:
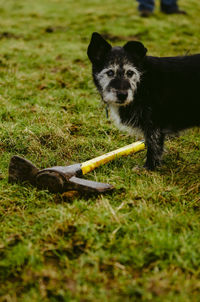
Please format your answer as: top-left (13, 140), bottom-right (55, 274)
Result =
top-left (68, 176), bottom-right (114, 193)
top-left (36, 171), bottom-right (114, 193)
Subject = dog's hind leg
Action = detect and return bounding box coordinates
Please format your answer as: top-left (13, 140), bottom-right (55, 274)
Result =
top-left (144, 129), bottom-right (165, 170)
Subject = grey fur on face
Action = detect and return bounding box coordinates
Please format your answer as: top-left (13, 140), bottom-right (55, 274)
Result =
top-left (96, 63), bottom-right (141, 106)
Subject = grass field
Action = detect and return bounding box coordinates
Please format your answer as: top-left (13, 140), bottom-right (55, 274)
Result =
top-left (0, 0), bottom-right (200, 301)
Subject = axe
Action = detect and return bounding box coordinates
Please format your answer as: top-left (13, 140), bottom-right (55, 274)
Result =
top-left (8, 140), bottom-right (145, 194)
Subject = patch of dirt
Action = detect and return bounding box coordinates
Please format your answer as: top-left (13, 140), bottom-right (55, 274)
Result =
top-left (101, 33), bottom-right (140, 42)
top-left (45, 26), bottom-right (69, 33)
top-left (0, 32), bottom-right (22, 40)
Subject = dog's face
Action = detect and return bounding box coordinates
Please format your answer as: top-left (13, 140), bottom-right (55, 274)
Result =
top-left (87, 33), bottom-right (147, 106)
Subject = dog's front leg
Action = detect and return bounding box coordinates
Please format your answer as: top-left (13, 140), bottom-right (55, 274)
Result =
top-left (144, 129), bottom-right (165, 170)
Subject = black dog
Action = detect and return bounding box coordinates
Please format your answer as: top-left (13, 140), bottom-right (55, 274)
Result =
top-left (87, 32), bottom-right (200, 170)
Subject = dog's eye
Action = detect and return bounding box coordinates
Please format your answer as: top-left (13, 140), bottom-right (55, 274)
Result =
top-left (126, 70), bottom-right (134, 77)
top-left (106, 70), bottom-right (114, 77)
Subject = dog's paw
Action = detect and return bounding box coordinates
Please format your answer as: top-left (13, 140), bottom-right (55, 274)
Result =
top-left (143, 159), bottom-right (162, 171)
top-left (143, 163), bottom-right (155, 171)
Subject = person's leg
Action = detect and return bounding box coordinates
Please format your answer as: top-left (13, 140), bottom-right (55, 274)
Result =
top-left (137, 0), bottom-right (154, 14)
top-left (161, 0), bottom-right (186, 14)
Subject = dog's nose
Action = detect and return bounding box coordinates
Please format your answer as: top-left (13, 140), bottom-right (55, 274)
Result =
top-left (117, 91), bottom-right (128, 102)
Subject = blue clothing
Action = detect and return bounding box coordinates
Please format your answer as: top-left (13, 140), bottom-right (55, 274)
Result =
top-left (137, 0), bottom-right (178, 12)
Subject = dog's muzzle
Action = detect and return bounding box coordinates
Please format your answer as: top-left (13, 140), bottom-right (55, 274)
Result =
top-left (116, 90), bottom-right (128, 103)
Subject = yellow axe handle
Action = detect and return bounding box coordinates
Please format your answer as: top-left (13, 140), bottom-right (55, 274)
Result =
top-left (81, 140), bottom-right (145, 175)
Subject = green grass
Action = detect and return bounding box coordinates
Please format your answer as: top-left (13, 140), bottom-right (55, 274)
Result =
top-left (0, 0), bottom-right (200, 301)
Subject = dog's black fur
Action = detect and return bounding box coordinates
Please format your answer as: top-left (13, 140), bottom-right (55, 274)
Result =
top-left (87, 32), bottom-right (200, 170)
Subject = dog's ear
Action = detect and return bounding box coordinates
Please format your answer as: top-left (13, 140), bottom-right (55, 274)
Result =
top-left (123, 41), bottom-right (147, 59)
top-left (87, 32), bottom-right (112, 64)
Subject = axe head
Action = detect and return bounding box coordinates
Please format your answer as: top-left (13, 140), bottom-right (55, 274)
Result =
top-left (8, 156), bottom-right (114, 194)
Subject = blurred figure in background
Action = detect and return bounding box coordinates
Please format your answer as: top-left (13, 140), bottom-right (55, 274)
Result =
top-left (137, 0), bottom-right (186, 17)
